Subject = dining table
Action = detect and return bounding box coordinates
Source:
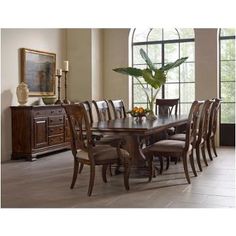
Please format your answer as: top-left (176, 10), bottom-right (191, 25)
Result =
top-left (91, 115), bottom-right (188, 177)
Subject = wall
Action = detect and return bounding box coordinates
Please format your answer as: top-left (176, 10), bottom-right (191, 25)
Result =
top-left (92, 29), bottom-right (103, 100)
top-left (103, 29), bottom-right (130, 108)
top-left (195, 29), bottom-right (218, 100)
top-left (67, 29), bottom-right (92, 102)
top-left (1, 29), bottom-right (66, 162)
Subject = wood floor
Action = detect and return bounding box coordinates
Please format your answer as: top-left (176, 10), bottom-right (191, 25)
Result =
top-left (1, 147), bottom-right (235, 208)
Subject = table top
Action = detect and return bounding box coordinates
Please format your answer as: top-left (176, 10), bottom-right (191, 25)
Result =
top-left (91, 115), bottom-right (188, 136)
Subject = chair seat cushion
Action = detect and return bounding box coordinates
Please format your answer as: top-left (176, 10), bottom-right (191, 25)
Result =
top-left (170, 133), bottom-right (186, 141)
top-left (145, 139), bottom-right (186, 153)
top-left (76, 145), bottom-right (129, 163)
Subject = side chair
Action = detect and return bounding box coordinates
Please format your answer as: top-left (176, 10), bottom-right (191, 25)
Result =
top-left (143, 101), bottom-right (202, 184)
top-left (63, 103), bottom-right (131, 196)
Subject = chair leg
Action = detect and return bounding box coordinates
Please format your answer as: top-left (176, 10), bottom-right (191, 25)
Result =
top-left (182, 153), bottom-right (191, 184)
top-left (102, 164), bottom-right (108, 183)
top-left (70, 160), bottom-right (79, 189)
top-left (206, 138), bottom-right (213, 161)
top-left (195, 146), bottom-right (202, 172)
top-left (79, 163), bottom-right (84, 174)
top-left (159, 156), bottom-right (164, 174)
top-left (88, 165), bottom-right (95, 196)
top-left (147, 155), bottom-right (153, 182)
top-left (165, 156), bottom-right (170, 170)
top-left (123, 161), bottom-right (131, 191)
top-left (190, 151), bottom-right (197, 177)
top-left (211, 136), bottom-right (218, 157)
top-left (109, 164), bottom-right (113, 176)
top-left (201, 143), bottom-right (208, 166)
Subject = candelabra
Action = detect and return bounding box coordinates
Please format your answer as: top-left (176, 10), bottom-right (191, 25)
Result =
top-left (55, 74), bottom-right (63, 104)
top-left (63, 71), bottom-right (70, 104)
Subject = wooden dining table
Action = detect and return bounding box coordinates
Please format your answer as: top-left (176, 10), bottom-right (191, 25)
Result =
top-left (91, 115), bottom-right (188, 177)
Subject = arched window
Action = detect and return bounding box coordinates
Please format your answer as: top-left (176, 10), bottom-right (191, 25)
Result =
top-left (219, 28), bottom-right (235, 146)
top-left (131, 28), bottom-right (195, 114)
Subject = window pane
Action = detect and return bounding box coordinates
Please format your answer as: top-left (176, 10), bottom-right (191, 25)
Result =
top-left (221, 81), bottom-right (235, 102)
top-left (221, 103), bottom-right (235, 123)
top-left (133, 103), bottom-right (147, 108)
top-left (180, 83), bottom-right (194, 102)
top-left (133, 29), bottom-right (150, 42)
top-left (178, 28), bottom-right (194, 39)
top-left (180, 63), bottom-right (194, 82)
top-left (148, 44), bottom-right (162, 63)
top-left (221, 39), bottom-right (235, 60)
top-left (220, 28), bottom-right (235, 37)
top-left (148, 29), bottom-right (162, 41)
top-left (164, 43), bottom-right (179, 63)
top-left (166, 67), bottom-right (179, 83)
top-left (165, 83), bottom-right (179, 98)
top-left (163, 29), bottom-right (179, 40)
top-left (221, 61), bottom-right (235, 81)
top-left (180, 103), bottom-right (192, 115)
top-left (133, 84), bottom-right (150, 103)
top-left (180, 42), bottom-right (194, 62)
top-left (133, 45), bottom-right (147, 64)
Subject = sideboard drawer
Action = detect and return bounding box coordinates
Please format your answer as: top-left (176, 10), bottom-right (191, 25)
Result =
top-left (33, 110), bottom-right (48, 117)
top-left (48, 115), bottom-right (64, 125)
top-left (49, 108), bottom-right (65, 116)
top-left (49, 134), bottom-right (64, 145)
top-left (48, 125), bottom-right (64, 136)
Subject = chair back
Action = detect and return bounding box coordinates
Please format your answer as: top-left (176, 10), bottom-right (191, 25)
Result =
top-left (109, 99), bottom-right (127, 119)
top-left (155, 98), bottom-right (179, 116)
top-left (63, 104), bottom-right (93, 157)
top-left (185, 101), bottom-right (203, 151)
top-left (197, 100), bottom-right (214, 143)
top-left (92, 100), bottom-right (111, 121)
top-left (81, 101), bottom-right (94, 124)
top-left (208, 98), bottom-right (221, 137)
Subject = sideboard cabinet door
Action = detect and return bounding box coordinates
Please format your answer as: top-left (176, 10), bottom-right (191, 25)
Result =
top-left (33, 117), bottom-right (48, 148)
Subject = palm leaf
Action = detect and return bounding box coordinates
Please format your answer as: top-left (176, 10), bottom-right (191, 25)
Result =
top-left (113, 67), bottom-right (143, 77)
top-left (140, 48), bottom-right (156, 71)
top-left (161, 57), bottom-right (188, 71)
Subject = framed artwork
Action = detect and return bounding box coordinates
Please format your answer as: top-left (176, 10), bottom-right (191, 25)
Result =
top-left (21, 48), bottom-right (56, 96)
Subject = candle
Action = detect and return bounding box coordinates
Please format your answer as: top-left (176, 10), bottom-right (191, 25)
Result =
top-left (56, 69), bottom-right (62, 76)
top-left (63, 61), bottom-right (69, 71)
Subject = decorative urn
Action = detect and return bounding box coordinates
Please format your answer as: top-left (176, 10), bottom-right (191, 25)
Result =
top-left (16, 82), bottom-right (29, 105)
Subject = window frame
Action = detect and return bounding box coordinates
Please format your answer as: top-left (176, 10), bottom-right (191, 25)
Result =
top-left (131, 28), bottom-right (195, 114)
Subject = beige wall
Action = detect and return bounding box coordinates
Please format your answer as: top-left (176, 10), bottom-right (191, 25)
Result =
top-left (92, 29), bottom-right (103, 100)
top-left (195, 28), bottom-right (219, 100)
top-left (67, 29), bottom-right (92, 102)
top-left (103, 29), bottom-right (130, 108)
top-left (1, 29), bottom-right (66, 162)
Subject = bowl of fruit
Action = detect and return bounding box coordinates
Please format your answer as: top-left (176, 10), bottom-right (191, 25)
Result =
top-left (127, 106), bottom-right (150, 122)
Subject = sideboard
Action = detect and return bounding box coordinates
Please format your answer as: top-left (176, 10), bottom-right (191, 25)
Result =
top-left (11, 105), bottom-right (71, 161)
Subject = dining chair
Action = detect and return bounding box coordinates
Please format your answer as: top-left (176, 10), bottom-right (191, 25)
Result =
top-left (206, 98), bottom-right (221, 159)
top-left (169, 100), bottom-right (213, 172)
top-left (63, 103), bottom-right (131, 196)
top-left (155, 98), bottom-right (179, 116)
top-left (143, 100), bottom-right (202, 184)
top-left (109, 99), bottom-right (127, 119)
top-left (92, 100), bottom-right (125, 175)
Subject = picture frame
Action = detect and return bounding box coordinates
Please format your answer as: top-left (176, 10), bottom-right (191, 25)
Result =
top-left (21, 48), bottom-right (56, 96)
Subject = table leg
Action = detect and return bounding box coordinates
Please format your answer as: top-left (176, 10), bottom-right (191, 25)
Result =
top-left (124, 135), bottom-right (149, 178)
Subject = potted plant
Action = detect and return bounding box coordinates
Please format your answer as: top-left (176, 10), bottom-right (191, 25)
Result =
top-left (113, 48), bottom-right (188, 119)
